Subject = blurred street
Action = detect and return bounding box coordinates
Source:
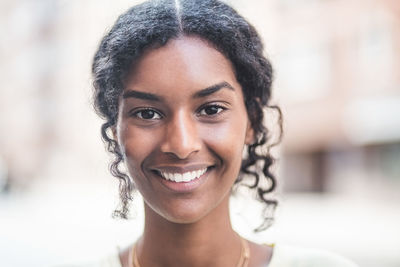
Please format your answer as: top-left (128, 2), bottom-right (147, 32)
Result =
top-left (1, 173), bottom-right (400, 267)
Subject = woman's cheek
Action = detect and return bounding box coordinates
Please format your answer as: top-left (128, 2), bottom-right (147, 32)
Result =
top-left (119, 125), bottom-right (152, 163)
top-left (201, 120), bottom-right (247, 156)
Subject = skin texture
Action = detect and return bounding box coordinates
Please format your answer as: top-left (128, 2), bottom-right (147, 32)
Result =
top-left (116, 37), bottom-right (273, 266)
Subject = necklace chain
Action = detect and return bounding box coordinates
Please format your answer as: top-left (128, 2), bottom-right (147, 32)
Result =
top-left (130, 235), bottom-right (250, 267)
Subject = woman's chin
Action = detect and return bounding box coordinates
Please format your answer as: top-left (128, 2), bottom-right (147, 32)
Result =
top-left (147, 200), bottom-right (214, 225)
top-left (164, 208), bottom-right (210, 225)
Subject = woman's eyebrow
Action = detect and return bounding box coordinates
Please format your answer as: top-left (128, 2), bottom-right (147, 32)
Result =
top-left (122, 81), bottom-right (234, 100)
top-left (193, 81), bottom-right (235, 98)
top-left (122, 90), bottom-right (161, 101)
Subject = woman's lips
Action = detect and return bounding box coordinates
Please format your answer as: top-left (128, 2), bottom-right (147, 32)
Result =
top-left (150, 166), bottom-right (212, 193)
top-left (157, 168), bottom-right (207, 182)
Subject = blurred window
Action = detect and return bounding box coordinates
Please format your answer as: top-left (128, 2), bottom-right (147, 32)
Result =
top-left (275, 42), bottom-right (332, 102)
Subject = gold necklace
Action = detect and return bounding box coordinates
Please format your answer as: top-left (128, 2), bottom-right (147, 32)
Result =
top-left (130, 235), bottom-right (250, 267)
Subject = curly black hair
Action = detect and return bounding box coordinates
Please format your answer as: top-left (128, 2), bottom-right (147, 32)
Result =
top-left (92, 0), bottom-right (283, 231)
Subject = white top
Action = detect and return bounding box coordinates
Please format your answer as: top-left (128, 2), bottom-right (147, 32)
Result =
top-left (268, 244), bottom-right (358, 267)
top-left (71, 244), bottom-right (358, 267)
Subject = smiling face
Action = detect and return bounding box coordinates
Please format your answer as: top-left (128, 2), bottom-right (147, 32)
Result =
top-left (116, 36), bottom-right (253, 224)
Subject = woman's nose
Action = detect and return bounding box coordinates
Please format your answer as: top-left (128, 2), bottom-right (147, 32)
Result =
top-left (160, 111), bottom-right (201, 159)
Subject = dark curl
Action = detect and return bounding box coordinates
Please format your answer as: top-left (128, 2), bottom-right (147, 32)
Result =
top-left (92, 0), bottom-right (283, 231)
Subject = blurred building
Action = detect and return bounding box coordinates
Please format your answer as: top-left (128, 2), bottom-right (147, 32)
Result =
top-left (2, 0), bottom-right (399, 193)
top-left (0, 0), bottom-right (136, 191)
top-left (231, 0), bottom-right (400, 194)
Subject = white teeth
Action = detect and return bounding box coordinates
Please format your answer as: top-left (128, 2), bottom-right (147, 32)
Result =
top-left (183, 172), bottom-right (190, 181)
top-left (175, 173), bottom-right (183, 182)
top-left (159, 168), bottom-right (208, 183)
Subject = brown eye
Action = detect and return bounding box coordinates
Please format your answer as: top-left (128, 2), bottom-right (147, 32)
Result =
top-left (199, 105), bottom-right (225, 116)
top-left (132, 108), bottom-right (162, 120)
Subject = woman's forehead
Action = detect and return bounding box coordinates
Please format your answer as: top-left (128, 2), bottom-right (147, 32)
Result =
top-left (125, 36), bottom-right (239, 94)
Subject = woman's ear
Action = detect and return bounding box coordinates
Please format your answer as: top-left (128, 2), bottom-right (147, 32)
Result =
top-left (245, 97), bottom-right (262, 145)
top-left (245, 121), bottom-right (255, 145)
top-left (112, 126), bottom-right (118, 143)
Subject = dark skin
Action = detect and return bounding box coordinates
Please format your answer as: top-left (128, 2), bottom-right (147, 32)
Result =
top-left (115, 36), bottom-right (273, 267)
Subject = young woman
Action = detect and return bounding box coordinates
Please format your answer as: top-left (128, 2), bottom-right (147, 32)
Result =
top-left (90, 0), bottom-right (358, 266)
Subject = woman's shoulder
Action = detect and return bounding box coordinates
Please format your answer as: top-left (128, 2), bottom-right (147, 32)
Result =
top-left (58, 250), bottom-right (122, 267)
top-left (268, 243), bottom-right (358, 267)
top-left (59, 244), bottom-right (358, 267)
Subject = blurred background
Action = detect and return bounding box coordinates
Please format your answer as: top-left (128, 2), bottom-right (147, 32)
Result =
top-left (1, 0), bottom-right (399, 266)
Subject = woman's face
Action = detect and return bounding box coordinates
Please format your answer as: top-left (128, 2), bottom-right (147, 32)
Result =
top-left (116, 36), bottom-right (253, 224)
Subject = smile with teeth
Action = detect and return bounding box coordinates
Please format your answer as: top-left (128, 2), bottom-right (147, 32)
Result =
top-left (158, 168), bottom-right (208, 183)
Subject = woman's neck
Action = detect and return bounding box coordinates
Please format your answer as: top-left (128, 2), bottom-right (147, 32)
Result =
top-left (137, 196), bottom-right (242, 267)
